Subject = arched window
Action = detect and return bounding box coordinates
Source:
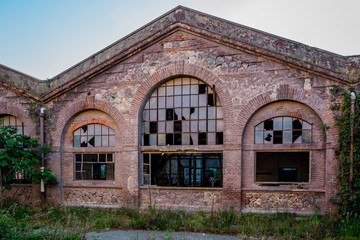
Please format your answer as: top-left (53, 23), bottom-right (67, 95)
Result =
top-left (73, 124), bottom-right (115, 147)
top-left (73, 124), bottom-right (115, 180)
top-left (0, 115), bottom-right (30, 183)
top-left (0, 115), bottom-right (27, 135)
top-left (255, 117), bottom-right (312, 144)
top-left (141, 77), bottom-right (223, 187)
top-left (254, 117), bottom-right (312, 183)
top-left (142, 77), bottom-right (223, 146)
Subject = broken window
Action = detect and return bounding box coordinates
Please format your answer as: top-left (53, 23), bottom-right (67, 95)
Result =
top-left (255, 152), bottom-right (310, 183)
top-left (142, 153), bottom-right (223, 187)
top-left (142, 77), bottom-right (223, 146)
top-left (74, 153), bottom-right (114, 180)
top-left (254, 117), bottom-right (312, 144)
top-left (73, 124), bottom-right (115, 147)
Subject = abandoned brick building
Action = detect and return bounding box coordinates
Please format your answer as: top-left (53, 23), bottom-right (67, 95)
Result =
top-left (1, 6), bottom-right (359, 213)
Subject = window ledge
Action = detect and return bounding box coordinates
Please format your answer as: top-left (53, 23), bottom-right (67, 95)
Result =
top-left (242, 187), bottom-right (325, 193)
top-left (140, 185), bottom-right (222, 191)
top-left (63, 185), bottom-right (123, 189)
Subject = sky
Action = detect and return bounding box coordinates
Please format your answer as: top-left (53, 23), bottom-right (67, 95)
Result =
top-left (0, 0), bottom-right (359, 80)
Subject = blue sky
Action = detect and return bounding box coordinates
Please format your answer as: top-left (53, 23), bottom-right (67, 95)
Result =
top-left (1, 0), bottom-right (359, 79)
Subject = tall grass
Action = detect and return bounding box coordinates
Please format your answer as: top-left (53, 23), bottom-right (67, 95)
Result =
top-left (1, 201), bottom-right (359, 239)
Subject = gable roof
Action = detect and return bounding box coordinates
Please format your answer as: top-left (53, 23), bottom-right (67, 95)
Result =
top-left (1, 5), bottom-right (359, 102)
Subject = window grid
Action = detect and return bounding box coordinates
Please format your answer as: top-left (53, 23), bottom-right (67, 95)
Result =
top-left (74, 153), bottom-right (114, 180)
top-left (142, 77), bottom-right (224, 146)
top-left (255, 117), bottom-right (312, 144)
top-left (73, 124), bottom-right (115, 147)
top-left (0, 115), bottom-right (26, 135)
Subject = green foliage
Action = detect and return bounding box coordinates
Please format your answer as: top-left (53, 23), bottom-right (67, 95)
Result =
top-left (0, 124), bottom-right (57, 190)
top-left (334, 91), bottom-right (360, 217)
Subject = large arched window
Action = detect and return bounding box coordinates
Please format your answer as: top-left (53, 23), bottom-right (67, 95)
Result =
top-left (254, 117), bottom-right (312, 183)
top-left (73, 123), bottom-right (115, 180)
top-left (142, 77), bottom-right (223, 146)
top-left (141, 77), bottom-right (223, 187)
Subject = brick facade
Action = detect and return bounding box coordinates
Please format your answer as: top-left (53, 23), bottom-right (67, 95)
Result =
top-left (1, 6), bottom-right (359, 213)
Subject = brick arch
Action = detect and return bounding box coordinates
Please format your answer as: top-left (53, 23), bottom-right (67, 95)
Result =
top-left (128, 61), bottom-right (237, 144)
top-left (239, 84), bottom-right (334, 144)
top-left (53, 98), bottom-right (127, 148)
top-left (0, 101), bottom-right (37, 137)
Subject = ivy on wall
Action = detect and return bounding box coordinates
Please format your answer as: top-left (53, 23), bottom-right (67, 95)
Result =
top-left (334, 90), bottom-right (360, 216)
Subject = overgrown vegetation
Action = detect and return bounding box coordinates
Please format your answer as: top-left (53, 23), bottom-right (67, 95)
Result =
top-left (332, 88), bottom-right (360, 239)
top-left (1, 201), bottom-right (359, 240)
top-left (0, 123), bottom-right (57, 199)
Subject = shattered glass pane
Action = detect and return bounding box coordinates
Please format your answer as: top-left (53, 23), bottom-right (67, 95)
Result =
top-left (143, 122), bottom-right (149, 134)
top-left (273, 131), bottom-right (283, 144)
top-left (190, 108), bottom-right (198, 119)
top-left (293, 119), bottom-right (302, 129)
top-left (191, 133), bottom-right (198, 145)
top-left (182, 108), bottom-right (190, 120)
top-left (264, 131), bottom-right (273, 143)
top-left (293, 131), bottom-right (302, 143)
top-left (264, 119), bottom-right (273, 130)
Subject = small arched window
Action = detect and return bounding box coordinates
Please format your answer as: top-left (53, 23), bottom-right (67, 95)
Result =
top-left (0, 115), bottom-right (30, 183)
top-left (73, 124), bottom-right (115, 147)
top-left (0, 115), bottom-right (27, 135)
top-left (254, 117), bottom-right (312, 144)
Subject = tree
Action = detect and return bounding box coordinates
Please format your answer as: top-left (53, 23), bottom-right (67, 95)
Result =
top-left (0, 123), bottom-right (57, 201)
